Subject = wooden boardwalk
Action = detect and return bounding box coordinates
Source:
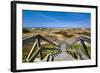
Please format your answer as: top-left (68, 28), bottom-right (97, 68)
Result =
top-left (54, 41), bottom-right (74, 61)
top-left (23, 34), bottom-right (90, 62)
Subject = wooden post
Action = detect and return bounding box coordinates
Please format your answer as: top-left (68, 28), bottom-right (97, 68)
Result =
top-left (26, 38), bottom-right (42, 62)
top-left (29, 47), bottom-right (41, 62)
top-left (46, 55), bottom-right (54, 62)
top-left (26, 39), bottom-right (37, 62)
top-left (47, 55), bottom-right (50, 62)
top-left (27, 39), bottom-right (40, 62)
top-left (52, 55), bottom-right (54, 61)
top-left (80, 39), bottom-right (90, 59)
top-left (76, 48), bottom-right (88, 60)
top-left (37, 37), bottom-right (43, 60)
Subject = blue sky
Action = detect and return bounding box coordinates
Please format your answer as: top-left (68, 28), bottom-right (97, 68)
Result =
top-left (22, 10), bottom-right (91, 28)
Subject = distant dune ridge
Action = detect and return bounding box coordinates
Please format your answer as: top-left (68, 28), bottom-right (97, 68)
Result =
top-left (23, 28), bottom-right (90, 43)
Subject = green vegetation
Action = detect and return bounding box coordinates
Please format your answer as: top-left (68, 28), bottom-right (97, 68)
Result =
top-left (23, 42), bottom-right (57, 63)
top-left (41, 44), bottom-right (58, 56)
top-left (54, 31), bottom-right (67, 34)
top-left (71, 43), bottom-right (80, 49)
top-left (63, 34), bottom-right (74, 38)
top-left (43, 44), bottom-right (54, 48)
top-left (22, 28), bottom-right (91, 62)
top-left (54, 31), bottom-right (74, 38)
top-left (77, 31), bottom-right (90, 36)
top-left (23, 42), bottom-right (35, 62)
top-left (67, 43), bottom-right (91, 59)
top-left (67, 50), bottom-right (77, 59)
top-left (78, 45), bottom-right (91, 58)
top-left (23, 28), bottom-right (30, 33)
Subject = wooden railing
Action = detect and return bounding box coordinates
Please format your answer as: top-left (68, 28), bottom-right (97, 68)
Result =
top-left (67, 36), bottom-right (91, 60)
top-left (23, 34), bottom-right (58, 47)
top-left (23, 34), bottom-right (58, 62)
top-left (23, 34), bottom-right (91, 62)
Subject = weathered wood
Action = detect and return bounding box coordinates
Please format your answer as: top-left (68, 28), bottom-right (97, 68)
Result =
top-left (66, 36), bottom-right (91, 60)
top-left (47, 55), bottom-right (54, 62)
top-left (80, 36), bottom-right (91, 43)
top-left (68, 38), bottom-right (80, 48)
top-left (54, 41), bottom-right (74, 61)
top-left (26, 38), bottom-right (42, 62)
top-left (29, 47), bottom-right (41, 62)
top-left (24, 35), bottom-right (91, 62)
top-left (68, 36), bottom-right (90, 48)
top-left (26, 39), bottom-right (37, 62)
top-left (23, 35), bottom-right (38, 46)
top-left (24, 35), bottom-right (58, 62)
top-left (52, 55), bottom-right (54, 61)
top-left (23, 34), bottom-right (58, 47)
top-left (38, 35), bottom-right (58, 46)
top-left (47, 55), bottom-right (50, 62)
top-left (76, 49), bottom-right (89, 60)
top-left (80, 39), bottom-right (90, 59)
top-left (37, 38), bottom-right (43, 60)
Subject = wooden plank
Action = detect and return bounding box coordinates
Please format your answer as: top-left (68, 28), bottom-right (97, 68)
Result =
top-left (23, 35), bottom-right (38, 46)
top-left (80, 36), bottom-right (90, 44)
top-left (80, 39), bottom-right (90, 59)
top-left (37, 38), bottom-right (43, 60)
top-left (76, 49), bottom-right (89, 60)
top-left (67, 36), bottom-right (90, 49)
top-left (54, 41), bottom-right (74, 61)
top-left (24, 34), bottom-right (59, 62)
top-left (26, 39), bottom-right (38, 62)
top-left (23, 34), bottom-right (58, 47)
top-left (67, 38), bottom-right (80, 48)
top-left (38, 35), bottom-right (58, 46)
top-left (47, 55), bottom-right (50, 62)
top-left (28, 47), bottom-right (41, 62)
top-left (47, 55), bottom-right (54, 62)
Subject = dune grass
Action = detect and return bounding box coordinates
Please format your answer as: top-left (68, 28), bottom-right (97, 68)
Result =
top-left (23, 42), bottom-right (57, 63)
top-left (67, 43), bottom-right (91, 59)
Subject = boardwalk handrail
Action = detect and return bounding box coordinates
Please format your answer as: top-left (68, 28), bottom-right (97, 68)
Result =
top-left (67, 36), bottom-right (91, 48)
top-left (66, 36), bottom-right (91, 59)
top-left (23, 34), bottom-right (58, 47)
top-left (79, 36), bottom-right (90, 43)
top-left (24, 35), bottom-right (91, 62)
top-left (23, 35), bottom-right (38, 46)
top-left (24, 34), bottom-right (58, 62)
top-left (38, 35), bottom-right (58, 46)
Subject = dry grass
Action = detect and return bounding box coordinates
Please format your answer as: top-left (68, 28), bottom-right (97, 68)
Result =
top-left (22, 28), bottom-right (91, 62)
top-left (23, 28), bottom-right (91, 42)
top-left (23, 41), bottom-right (57, 63)
top-left (22, 42), bottom-right (35, 62)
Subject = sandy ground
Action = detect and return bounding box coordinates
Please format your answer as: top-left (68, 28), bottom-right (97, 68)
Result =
top-left (23, 28), bottom-right (90, 43)
top-left (22, 28), bottom-right (91, 62)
